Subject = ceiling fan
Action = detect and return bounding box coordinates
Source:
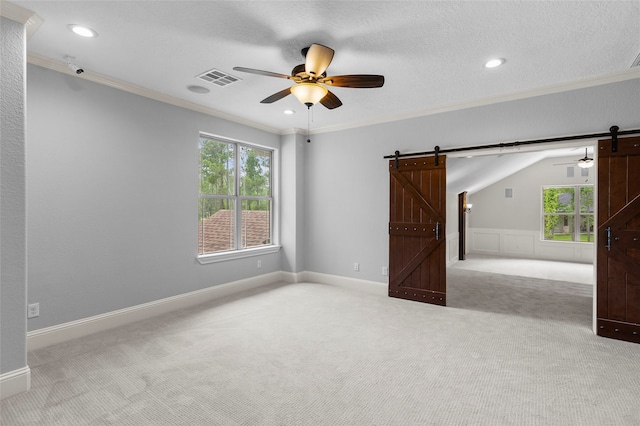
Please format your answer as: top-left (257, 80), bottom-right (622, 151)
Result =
top-left (554, 148), bottom-right (595, 168)
top-left (233, 44), bottom-right (384, 109)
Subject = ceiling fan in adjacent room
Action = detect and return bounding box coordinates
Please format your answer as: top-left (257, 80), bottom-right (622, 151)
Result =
top-left (554, 148), bottom-right (595, 168)
top-left (233, 43), bottom-right (385, 109)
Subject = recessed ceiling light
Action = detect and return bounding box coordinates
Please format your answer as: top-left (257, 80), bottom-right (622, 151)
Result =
top-left (283, 109), bottom-right (295, 115)
top-left (485, 58), bottom-right (505, 69)
top-left (187, 85), bottom-right (210, 94)
top-left (67, 24), bottom-right (98, 38)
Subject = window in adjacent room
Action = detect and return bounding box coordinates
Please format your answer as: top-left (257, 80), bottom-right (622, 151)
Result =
top-left (198, 135), bottom-right (272, 256)
top-left (542, 185), bottom-right (594, 243)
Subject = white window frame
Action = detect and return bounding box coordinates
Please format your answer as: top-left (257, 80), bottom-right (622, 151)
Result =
top-left (197, 133), bottom-right (280, 264)
top-left (541, 184), bottom-right (595, 244)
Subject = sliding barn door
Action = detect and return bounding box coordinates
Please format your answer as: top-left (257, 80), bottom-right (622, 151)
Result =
top-left (389, 155), bottom-right (447, 305)
top-left (597, 136), bottom-right (640, 344)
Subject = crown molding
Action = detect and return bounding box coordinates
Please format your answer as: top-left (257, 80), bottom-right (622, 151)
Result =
top-left (27, 53), bottom-right (283, 135)
top-left (27, 51), bottom-right (639, 137)
top-left (0, 1), bottom-right (43, 39)
top-left (311, 68), bottom-right (640, 135)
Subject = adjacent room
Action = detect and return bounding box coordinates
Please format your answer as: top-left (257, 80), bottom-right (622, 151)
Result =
top-left (2, 1), bottom-right (639, 424)
top-left (447, 146), bottom-right (597, 324)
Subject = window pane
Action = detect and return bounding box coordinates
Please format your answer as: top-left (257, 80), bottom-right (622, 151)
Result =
top-left (199, 138), bottom-right (235, 195)
top-left (239, 146), bottom-right (271, 197)
top-left (544, 214), bottom-right (574, 241)
top-left (579, 215), bottom-right (595, 242)
top-left (198, 198), bottom-right (234, 254)
top-left (580, 186), bottom-right (594, 213)
top-left (543, 187), bottom-right (574, 213)
top-left (241, 199), bottom-right (270, 248)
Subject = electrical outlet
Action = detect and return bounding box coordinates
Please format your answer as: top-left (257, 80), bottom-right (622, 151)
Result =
top-left (382, 266), bottom-right (388, 276)
top-left (257, 259), bottom-right (262, 268)
top-left (354, 262), bottom-right (360, 272)
top-left (28, 303), bottom-right (40, 319)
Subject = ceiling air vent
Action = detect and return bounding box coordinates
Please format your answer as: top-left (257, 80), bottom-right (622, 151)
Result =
top-left (632, 52), bottom-right (640, 68)
top-left (196, 69), bottom-right (241, 87)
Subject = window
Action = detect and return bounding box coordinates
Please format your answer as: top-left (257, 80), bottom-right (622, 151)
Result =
top-left (198, 135), bottom-right (273, 256)
top-left (542, 185), bottom-right (594, 243)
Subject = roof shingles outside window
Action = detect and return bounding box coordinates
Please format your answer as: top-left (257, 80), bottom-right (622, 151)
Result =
top-left (198, 209), bottom-right (270, 254)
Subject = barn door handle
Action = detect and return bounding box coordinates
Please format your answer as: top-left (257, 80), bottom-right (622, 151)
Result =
top-left (605, 227), bottom-right (612, 251)
top-left (434, 222), bottom-right (440, 240)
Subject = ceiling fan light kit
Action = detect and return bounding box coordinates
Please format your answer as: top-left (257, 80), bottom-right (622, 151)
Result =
top-left (305, 44), bottom-right (334, 77)
top-left (578, 158), bottom-right (594, 168)
top-left (233, 43), bottom-right (384, 110)
top-left (291, 83), bottom-right (328, 107)
top-left (578, 148), bottom-right (594, 168)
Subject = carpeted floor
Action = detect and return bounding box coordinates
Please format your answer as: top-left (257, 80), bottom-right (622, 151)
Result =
top-left (450, 254), bottom-right (594, 285)
top-left (2, 268), bottom-right (638, 425)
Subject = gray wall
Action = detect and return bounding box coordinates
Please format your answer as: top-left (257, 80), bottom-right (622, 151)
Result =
top-left (465, 155), bottom-right (597, 262)
top-left (18, 58), bottom-right (640, 334)
top-left (304, 79), bottom-right (640, 283)
top-left (280, 133), bottom-right (306, 273)
top-left (25, 64), bottom-right (283, 330)
top-left (1, 16), bottom-right (27, 374)
top-left (469, 155), bottom-right (596, 231)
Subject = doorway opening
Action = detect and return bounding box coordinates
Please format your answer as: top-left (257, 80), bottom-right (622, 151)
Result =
top-left (445, 141), bottom-right (596, 326)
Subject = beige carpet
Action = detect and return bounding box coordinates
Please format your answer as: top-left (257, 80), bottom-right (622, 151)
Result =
top-left (2, 270), bottom-right (638, 425)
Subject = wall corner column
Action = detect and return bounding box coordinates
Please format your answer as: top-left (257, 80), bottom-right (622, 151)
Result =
top-left (1, 9), bottom-right (30, 399)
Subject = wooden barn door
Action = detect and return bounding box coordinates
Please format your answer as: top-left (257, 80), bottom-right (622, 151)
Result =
top-left (597, 135), bottom-right (640, 344)
top-left (389, 155), bottom-right (447, 305)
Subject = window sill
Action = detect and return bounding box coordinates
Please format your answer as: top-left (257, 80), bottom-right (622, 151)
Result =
top-left (197, 245), bottom-right (281, 265)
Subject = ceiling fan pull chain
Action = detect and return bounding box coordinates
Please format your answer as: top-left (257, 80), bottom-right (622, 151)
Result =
top-left (307, 105), bottom-right (311, 143)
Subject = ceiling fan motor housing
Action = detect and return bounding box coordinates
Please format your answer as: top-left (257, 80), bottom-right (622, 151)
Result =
top-left (291, 64), bottom-right (325, 80)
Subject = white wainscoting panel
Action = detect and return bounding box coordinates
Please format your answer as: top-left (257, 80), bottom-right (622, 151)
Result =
top-left (504, 233), bottom-right (535, 255)
top-left (469, 228), bottom-right (594, 263)
top-left (471, 231), bottom-right (501, 254)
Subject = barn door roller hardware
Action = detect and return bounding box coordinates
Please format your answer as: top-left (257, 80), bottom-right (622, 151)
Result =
top-left (610, 125), bottom-right (619, 153)
top-left (385, 126), bottom-right (639, 160)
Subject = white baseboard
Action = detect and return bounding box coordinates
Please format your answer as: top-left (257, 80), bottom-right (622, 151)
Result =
top-left (26, 270), bottom-right (387, 352)
top-left (27, 271), bottom-right (283, 351)
top-left (0, 367), bottom-right (31, 400)
top-left (280, 270), bottom-right (307, 283)
top-left (305, 271), bottom-right (387, 296)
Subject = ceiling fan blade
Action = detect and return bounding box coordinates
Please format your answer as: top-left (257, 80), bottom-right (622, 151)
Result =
top-left (260, 87), bottom-right (292, 104)
top-left (305, 44), bottom-right (334, 77)
top-left (319, 90), bottom-right (342, 110)
top-left (320, 75), bottom-right (385, 88)
top-left (233, 67), bottom-right (291, 79)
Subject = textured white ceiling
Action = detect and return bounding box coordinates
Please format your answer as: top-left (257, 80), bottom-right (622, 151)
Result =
top-left (14, 0), bottom-right (640, 134)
